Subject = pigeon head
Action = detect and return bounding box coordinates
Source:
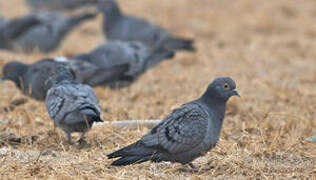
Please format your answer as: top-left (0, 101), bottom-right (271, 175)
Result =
top-left (202, 77), bottom-right (240, 102)
top-left (97, 0), bottom-right (121, 16)
top-left (45, 66), bottom-right (75, 87)
top-left (1, 61), bottom-right (28, 88)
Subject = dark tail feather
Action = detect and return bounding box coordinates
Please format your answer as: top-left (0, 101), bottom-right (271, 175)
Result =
top-left (164, 37), bottom-right (195, 52)
top-left (145, 50), bottom-right (175, 70)
top-left (84, 64), bottom-right (130, 86)
top-left (88, 114), bottom-right (103, 123)
top-left (61, 12), bottom-right (97, 37)
top-left (110, 156), bottom-right (151, 166)
top-left (62, 0), bottom-right (98, 10)
top-left (108, 141), bottom-right (155, 166)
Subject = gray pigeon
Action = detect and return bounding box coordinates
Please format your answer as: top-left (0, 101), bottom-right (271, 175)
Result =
top-left (26, 0), bottom-right (97, 11)
top-left (98, 0), bottom-right (195, 53)
top-left (72, 40), bottom-right (174, 88)
top-left (0, 11), bottom-right (97, 53)
top-left (45, 66), bottom-right (103, 144)
top-left (107, 77), bottom-right (240, 167)
top-left (0, 15), bottom-right (40, 49)
top-left (1, 58), bottom-right (128, 100)
top-left (53, 56), bottom-right (129, 86)
top-left (1, 59), bottom-right (59, 100)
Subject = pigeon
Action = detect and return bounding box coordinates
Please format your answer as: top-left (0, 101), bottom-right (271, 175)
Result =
top-left (1, 59), bottom-right (59, 100)
top-left (98, 0), bottom-right (195, 53)
top-left (107, 77), bottom-right (240, 167)
top-left (72, 40), bottom-right (174, 88)
top-left (53, 56), bottom-right (129, 86)
top-left (0, 15), bottom-right (41, 49)
top-left (0, 11), bottom-right (97, 53)
top-left (26, 0), bottom-right (97, 11)
top-left (1, 58), bottom-right (128, 100)
top-left (45, 66), bottom-right (103, 144)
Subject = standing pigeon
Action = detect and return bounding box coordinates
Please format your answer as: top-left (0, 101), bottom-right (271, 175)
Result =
top-left (72, 40), bottom-right (174, 88)
top-left (107, 77), bottom-right (240, 167)
top-left (1, 59), bottom-right (59, 100)
top-left (0, 15), bottom-right (40, 49)
top-left (26, 0), bottom-right (97, 11)
top-left (45, 66), bottom-right (103, 144)
top-left (98, 0), bottom-right (195, 53)
top-left (0, 11), bottom-right (96, 53)
top-left (1, 58), bottom-right (128, 100)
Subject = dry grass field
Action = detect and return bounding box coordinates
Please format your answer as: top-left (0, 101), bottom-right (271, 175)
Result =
top-left (0, 0), bottom-right (315, 179)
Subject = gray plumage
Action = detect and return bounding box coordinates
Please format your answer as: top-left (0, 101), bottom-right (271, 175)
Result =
top-left (0, 11), bottom-right (96, 53)
top-left (72, 40), bottom-right (174, 88)
top-left (1, 59), bottom-right (59, 100)
top-left (1, 57), bottom-right (128, 100)
top-left (0, 15), bottom-right (40, 49)
top-left (98, 0), bottom-right (195, 53)
top-left (26, 0), bottom-right (97, 11)
top-left (45, 66), bottom-right (102, 144)
top-left (53, 56), bottom-right (129, 86)
top-left (107, 77), bottom-right (240, 166)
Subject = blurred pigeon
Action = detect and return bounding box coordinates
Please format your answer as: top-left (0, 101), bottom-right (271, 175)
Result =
top-left (0, 11), bottom-right (97, 53)
top-left (45, 66), bottom-right (102, 144)
top-left (26, 0), bottom-right (97, 11)
top-left (98, 0), bottom-right (195, 53)
top-left (0, 15), bottom-right (41, 49)
top-left (53, 56), bottom-right (129, 86)
top-left (72, 40), bottom-right (174, 88)
top-left (1, 59), bottom-right (59, 100)
top-left (107, 77), bottom-right (240, 167)
top-left (1, 58), bottom-right (128, 100)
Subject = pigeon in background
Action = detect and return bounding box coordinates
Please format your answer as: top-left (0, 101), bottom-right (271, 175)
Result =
top-left (72, 40), bottom-right (174, 88)
top-left (0, 15), bottom-right (40, 49)
top-left (1, 59), bottom-right (59, 100)
top-left (53, 56), bottom-right (129, 86)
top-left (0, 11), bottom-right (97, 53)
top-left (45, 66), bottom-right (103, 144)
top-left (1, 58), bottom-right (129, 100)
top-left (98, 0), bottom-right (195, 53)
top-left (26, 0), bottom-right (97, 11)
top-left (107, 77), bottom-right (240, 167)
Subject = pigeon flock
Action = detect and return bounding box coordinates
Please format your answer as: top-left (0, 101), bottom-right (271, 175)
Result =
top-left (0, 0), bottom-right (240, 169)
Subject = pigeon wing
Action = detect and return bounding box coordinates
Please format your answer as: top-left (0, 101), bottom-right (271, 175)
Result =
top-left (141, 103), bottom-right (208, 154)
top-left (46, 84), bottom-right (100, 124)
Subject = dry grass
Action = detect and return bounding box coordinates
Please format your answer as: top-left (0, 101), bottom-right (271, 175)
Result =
top-left (0, 0), bottom-right (315, 179)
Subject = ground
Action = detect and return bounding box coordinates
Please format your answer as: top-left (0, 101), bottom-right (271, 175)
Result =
top-left (0, 0), bottom-right (315, 179)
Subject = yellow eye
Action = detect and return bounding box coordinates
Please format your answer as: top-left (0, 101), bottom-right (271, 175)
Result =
top-left (223, 83), bottom-right (230, 90)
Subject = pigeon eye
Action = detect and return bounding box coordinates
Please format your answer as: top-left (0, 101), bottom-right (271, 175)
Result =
top-left (223, 83), bottom-right (230, 90)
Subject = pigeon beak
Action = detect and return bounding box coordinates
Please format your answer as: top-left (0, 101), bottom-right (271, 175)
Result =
top-left (233, 90), bottom-right (240, 97)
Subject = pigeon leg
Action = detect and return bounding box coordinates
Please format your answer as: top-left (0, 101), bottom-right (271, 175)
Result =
top-left (66, 133), bottom-right (74, 145)
top-left (78, 132), bottom-right (87, 142)
top-left (188, 163), bottom-right (200, 171)
top-left (78, 132), bottom-right (88, 146)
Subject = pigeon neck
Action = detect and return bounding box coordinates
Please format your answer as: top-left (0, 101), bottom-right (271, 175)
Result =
top-left (200, 88), bottom-right (227, 119)
top-left (103, 10), bottom-right (122, 31)
top-left (12, 65), bottom-right (28, 89)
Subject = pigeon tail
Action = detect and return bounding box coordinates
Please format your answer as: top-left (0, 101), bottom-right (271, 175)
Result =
top-left (62, 0), bottom-right (98, 10)
top-left (107, 141), bottom-right (158, 166)
top-left (80, 107), bottom-right (103, 124)
top-left (145, 49), bottom-right (174, 69)
top-left (164, 37), bottom-right (195, 52)
top-left (61, 12), bottom-right (97, 37)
